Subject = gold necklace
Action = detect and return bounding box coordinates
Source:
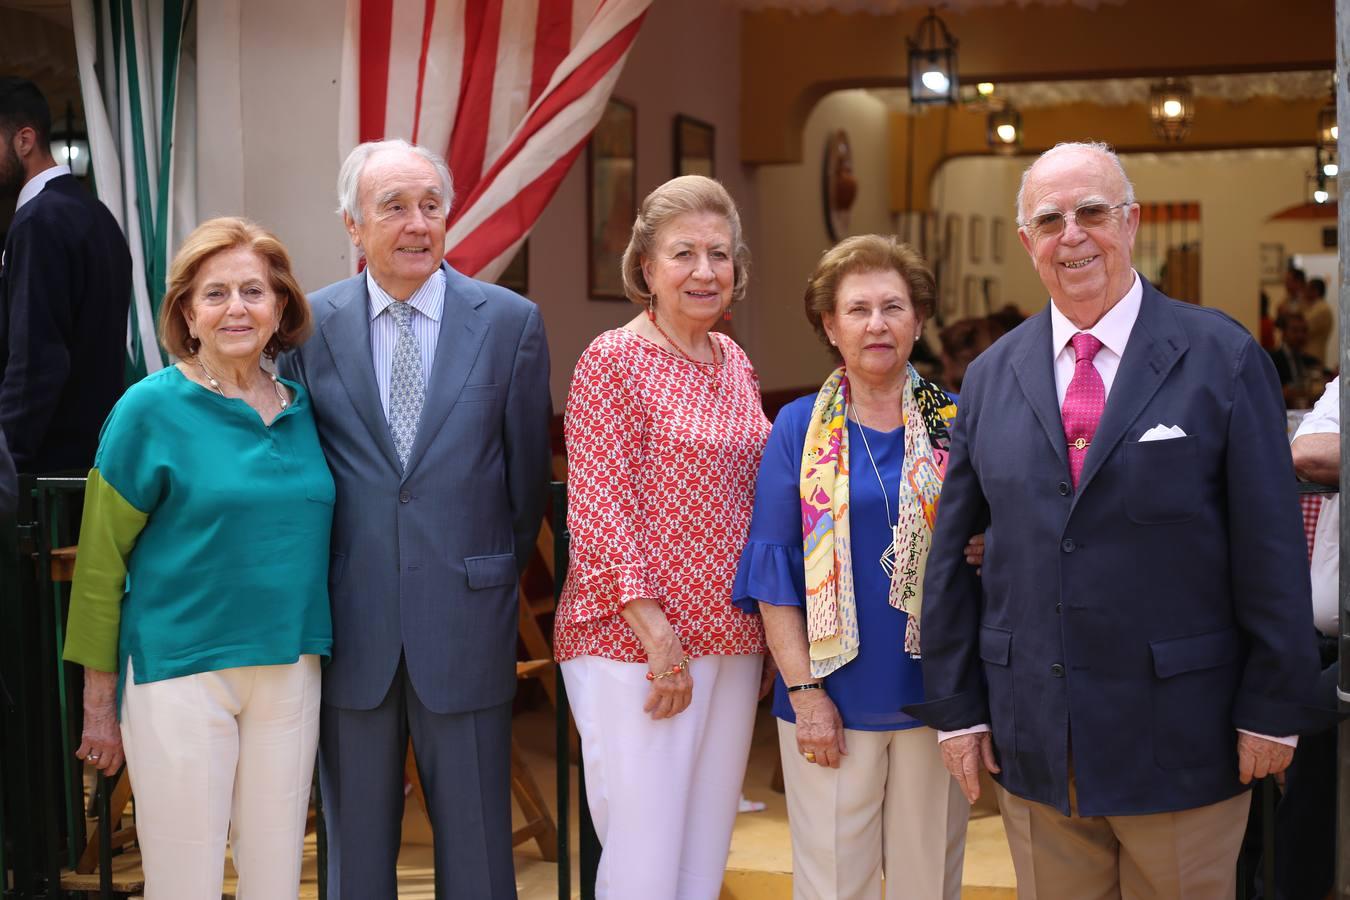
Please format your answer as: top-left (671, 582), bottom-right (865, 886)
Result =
top-left (647, 311), bottom-right (721, 391)
top-left (194, 356), bottom-right (289, 412)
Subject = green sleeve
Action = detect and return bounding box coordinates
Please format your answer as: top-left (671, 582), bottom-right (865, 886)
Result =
top-left (63, 468), bottom-right (149, 672)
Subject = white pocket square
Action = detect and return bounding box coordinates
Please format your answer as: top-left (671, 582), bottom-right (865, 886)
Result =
top-left (1139, 423), bottom-right (1187, 442)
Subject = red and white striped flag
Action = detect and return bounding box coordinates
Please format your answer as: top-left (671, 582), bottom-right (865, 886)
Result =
top-left (339, 0), bottom-right (651, 282)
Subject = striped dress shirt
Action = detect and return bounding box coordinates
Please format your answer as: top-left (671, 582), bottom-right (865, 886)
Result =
top-left (366, 269), bottom-right (446, 419)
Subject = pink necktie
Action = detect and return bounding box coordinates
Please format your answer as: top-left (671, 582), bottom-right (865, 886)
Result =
top-left (1063, 332), bottom-right (1105, 488)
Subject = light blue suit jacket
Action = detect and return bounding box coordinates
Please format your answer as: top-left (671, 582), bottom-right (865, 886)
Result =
top-left (280, 262), bottom-right (551, 714)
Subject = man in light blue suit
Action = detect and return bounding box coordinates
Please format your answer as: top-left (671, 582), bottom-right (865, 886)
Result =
top-left (280, 139), bottom-right (551, 899)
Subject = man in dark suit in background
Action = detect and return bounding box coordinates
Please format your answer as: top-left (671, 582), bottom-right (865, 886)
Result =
top-left (908, 142), bottom-right (1320, 899)
top-left (281, 139), bottom-right (551, 899)
top-left (0, 77), bottom-right (130, 473)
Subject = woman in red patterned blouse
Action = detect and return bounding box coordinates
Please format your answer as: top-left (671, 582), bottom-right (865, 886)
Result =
top-left (556, 175), bottom-right (772, 899)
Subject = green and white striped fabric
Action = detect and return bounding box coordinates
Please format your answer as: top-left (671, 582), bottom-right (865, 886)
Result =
top-left (71, 0), bottom-right (192, 380)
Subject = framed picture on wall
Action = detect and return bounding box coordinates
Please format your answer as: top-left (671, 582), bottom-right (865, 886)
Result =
top-left (969, 215), bottom-right (985, 264)
top-left (992, 218), bottom-right (1007, 263)
top-left (673, 114), bottom-right (715, 178)
top-left (588, 97), bottom-right (637, 300)
top-left (495, 241), bottom-right (528, 294)
top-left (1259, 243), bottom-right (1285, 283)
top-left (963, 275), bottom-right (980, 317)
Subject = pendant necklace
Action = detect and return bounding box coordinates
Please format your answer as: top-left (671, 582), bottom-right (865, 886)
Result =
top-left (194, 356), bottom-right (289, 412)
top-left (850, 401), bottom-right (903, 577)
top-left (648, 309), bottom-right (721, 392)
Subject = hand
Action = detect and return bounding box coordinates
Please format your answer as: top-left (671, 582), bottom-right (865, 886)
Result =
top-left (1237, 732), bottom-right (1295, 785)
top-left (643, 641), bottom-right (693, 721)
top-left (758, 654), bottom-right (779, 700)
top-left (75, 669), bottom-right (124, 775)
top-left (792, 689), bottom-right (847, 768)
top-left (940, 732), bottom-right (1000, 803)
top-left (964, 533), bottom-right (985, 574)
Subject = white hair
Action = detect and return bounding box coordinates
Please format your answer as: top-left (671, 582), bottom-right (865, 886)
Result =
top-left (1015, 141), bottom-right (1136, 225)
top-left (337, 139), bottom-right (454, 224)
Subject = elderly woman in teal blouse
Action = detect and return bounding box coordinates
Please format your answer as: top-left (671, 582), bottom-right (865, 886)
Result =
top-left (63, 217), bottom-right (332, 900)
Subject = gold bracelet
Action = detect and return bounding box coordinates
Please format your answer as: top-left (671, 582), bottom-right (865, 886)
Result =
top-left (646, 654), bottom-right (691, 682)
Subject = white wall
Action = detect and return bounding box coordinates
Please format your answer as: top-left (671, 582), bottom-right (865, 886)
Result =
top-left (749, 89), bottom-right (894, 393)
top-left (196, 0), bottom-right (350, 293)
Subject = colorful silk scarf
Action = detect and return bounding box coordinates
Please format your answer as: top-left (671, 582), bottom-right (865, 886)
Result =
top-left (800, 364), bottom-right (957, 676)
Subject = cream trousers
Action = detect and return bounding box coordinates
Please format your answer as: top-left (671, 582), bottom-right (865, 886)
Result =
top-left (778, 720), bottom-right (968, 900)
top-left (562, 653), bottom-right (762, 900)
top-left (119, 656), bottom-right (321, 900)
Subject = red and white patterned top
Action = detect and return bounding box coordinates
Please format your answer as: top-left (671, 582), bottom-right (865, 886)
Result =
top-left (555, 328), bottom-right (771, 663)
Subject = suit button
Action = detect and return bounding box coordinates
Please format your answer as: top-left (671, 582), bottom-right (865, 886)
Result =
top-left (1057, 482), bottom-right (1070, 496)
top-left (1050, 663), bottom-right (1065, 677)
top-left (399, 491), bottom-right (411, 503)
top-left (1061, 538), bottom-right (1076, 553)
top-left (1055, 602), bottom-right (1062, 614)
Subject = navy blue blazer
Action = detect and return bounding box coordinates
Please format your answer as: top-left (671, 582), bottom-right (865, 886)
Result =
top-left (0, 174), bottom-right (131, 473)
top-left (279, 262), bottom-right (552, 714)
top-left (906, 281), bottom-right (1322, 816)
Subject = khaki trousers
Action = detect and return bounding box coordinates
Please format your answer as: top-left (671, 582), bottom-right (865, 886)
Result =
top-left (778, 720), bottom-right (968, 900)
top-left (997, 782), bottom-right (1250, 900)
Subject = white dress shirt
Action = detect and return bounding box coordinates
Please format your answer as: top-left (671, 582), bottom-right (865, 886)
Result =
top-left (15, 164), bottom-right (71, 212)
top-left (940, 271), bottom-right (1294, 748)
top-left (367, 268), bottom-right (445, 419)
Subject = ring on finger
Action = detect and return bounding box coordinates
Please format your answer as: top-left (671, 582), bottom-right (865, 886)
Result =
top-left (803, 751), bottom-right (816, 763)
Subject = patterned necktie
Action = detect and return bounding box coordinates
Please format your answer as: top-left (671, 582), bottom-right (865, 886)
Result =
top-left (1062, 332), bottom-right (1105, 488)
top-left (387, 301), bottom-right (424, 470)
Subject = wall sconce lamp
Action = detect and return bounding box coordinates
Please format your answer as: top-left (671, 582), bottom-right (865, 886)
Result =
top-left (987, 105), bottom-right (1022, 155)
top-left (908, 8), bottom-right (959, 106)
top-left (50, 102), bottom-right (91, 178)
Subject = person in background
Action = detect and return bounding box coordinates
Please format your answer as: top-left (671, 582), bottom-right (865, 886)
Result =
top-left (938, 316), bottom-right (1006, 396)
top-left (1274, 375), bottom-right (1342, 900)
top-left (1278, 265), bottom-right (1307, 323)
top-left (735, 235), bottom-right (970, 900)
top-left (1302, 277), bottom-right (1333, 369)
top-left (909, 141), bottom-right (1320, 900)
top-left (557, 175), bottom-right (770, 900)
top-left (280, 139), bottom-right (551, 899)
top-left (63, 217), bottom-right (332, 899)
top-left (1269, 311), bottom-right (1329, 409)
top-left (0, 77), bottom-right (131, 473)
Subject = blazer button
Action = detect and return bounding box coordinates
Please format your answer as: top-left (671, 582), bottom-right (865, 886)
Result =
top-left (1055, 602), bottom-right (1062, 614)
top-left (1061, 538), bottom-right (1076, 553)
top-left (1050, 663), bottom-right (1065, 677)
top-left (399, 490), bottom-right (412, 503)
top-left (1057, 481), bottom-right (1070, 496)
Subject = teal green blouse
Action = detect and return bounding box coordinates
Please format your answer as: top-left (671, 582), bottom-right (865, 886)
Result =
top-left (63, 365), bottom-right (333, 689)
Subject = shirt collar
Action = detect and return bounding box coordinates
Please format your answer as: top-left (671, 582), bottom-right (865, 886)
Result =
top-left (16, 164), bottom-right (71, 212)
top-left (1050, 269), bottom-right (1143, 359)
top-left (366, 268), bottom-right (446, 323)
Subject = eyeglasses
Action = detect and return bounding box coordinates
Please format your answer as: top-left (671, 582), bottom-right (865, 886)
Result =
top-left (1021, 201), bottom-right (1132, 239)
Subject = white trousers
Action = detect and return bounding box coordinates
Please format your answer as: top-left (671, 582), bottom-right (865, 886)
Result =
top-left (562, 653), bottom-right (762, 900)
top-left (777, 720), bottom-right (968, 900)
top-left (119, 656), bottom-right (321, 900)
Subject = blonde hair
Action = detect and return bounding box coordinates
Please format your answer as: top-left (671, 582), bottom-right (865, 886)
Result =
top-left (803, 234), bottom-right (935, 360)
top-left (158, 217), bottom-right (312, 361)
top-left (620, 175), bottom-right (750, 307)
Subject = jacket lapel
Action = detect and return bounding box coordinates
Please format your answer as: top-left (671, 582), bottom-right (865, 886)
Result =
top-left (402, 264), bottom-right (488, 479)
top-left (1073, 282), bottom-right (1188, 497)
top-left (1010, 308), bottom-right (1069, 473)
top-left (320, 277), bottom-right (402, 472)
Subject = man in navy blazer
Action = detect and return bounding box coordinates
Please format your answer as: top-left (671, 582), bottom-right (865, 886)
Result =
top-left (907, 142), bottom-right (1320, 898)
top-left (0, 78), bottom-right (130, 473)
top-left (280, 139), bottom-right (551, 898)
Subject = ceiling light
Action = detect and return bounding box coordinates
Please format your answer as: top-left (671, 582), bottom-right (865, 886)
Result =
top-left (1148, 78), bottom-right (1194, 142)
top-left (907, 8), bottom-right (958, 106)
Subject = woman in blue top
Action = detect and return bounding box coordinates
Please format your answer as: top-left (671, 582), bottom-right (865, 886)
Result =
top-left (734, 235), bottom-right (976, 900)
top-left (64, 218), bottom-right (333, 900)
